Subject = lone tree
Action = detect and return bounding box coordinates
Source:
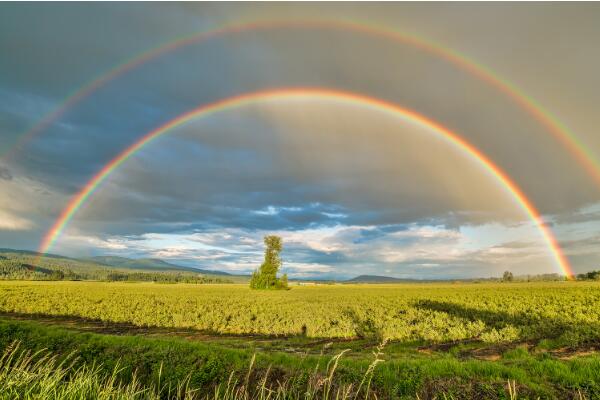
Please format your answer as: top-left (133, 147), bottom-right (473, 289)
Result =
top-left (503, 270), bottom-right (514, 282)
top-left (250, 235), bottom-right (289, 290)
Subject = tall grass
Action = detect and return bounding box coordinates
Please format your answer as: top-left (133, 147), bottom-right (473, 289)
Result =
top-left (2, 339), bottom-right (587, 399)
top-left (0, 341), bottom-right (156, 399)
top-left (0, 341), bottom-right (385, 399)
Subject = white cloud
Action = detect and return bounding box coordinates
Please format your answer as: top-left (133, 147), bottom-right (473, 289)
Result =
top-left (49, 219), bottom-right (560, 277)
top-left (0, 210), bottom-right (34, 230)
top-left (59, 234), bottom-right (128, 250)
top-left (284, 262), bottom-right (333, 273)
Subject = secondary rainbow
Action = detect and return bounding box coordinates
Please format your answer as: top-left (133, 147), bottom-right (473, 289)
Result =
top-left (37, 87), bottom-right (573, 277)
top-left (6, 19), bottom-right (600, 188)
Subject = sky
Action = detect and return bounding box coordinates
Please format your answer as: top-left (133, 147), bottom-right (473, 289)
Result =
top-left (1, 3), bottom-right (599, 279)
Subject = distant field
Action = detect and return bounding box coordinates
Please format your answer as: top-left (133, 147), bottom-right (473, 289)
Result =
top-left (1, 281), bottom-right (599, 345)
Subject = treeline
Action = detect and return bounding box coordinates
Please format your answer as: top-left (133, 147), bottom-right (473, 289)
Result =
top-left (0, 259), bottom-right (75, 280)
top-left (465, 272), bottom-right (567, 283)
top-left (487, 271), bottom-right (600, 282)
top-left (102, 271), bottom-right (227, 284)
top-left (510, 273), bottom-right (566, 282)
top-left (575, 270), bottom-right (600, 281)
top-left (0, 255), bottom-right (231, 284)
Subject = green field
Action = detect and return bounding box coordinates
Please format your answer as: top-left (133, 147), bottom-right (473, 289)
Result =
top-left (1, 281), bottom-right (600, 398)
top-left (1, 281), bottom-right (599, 343)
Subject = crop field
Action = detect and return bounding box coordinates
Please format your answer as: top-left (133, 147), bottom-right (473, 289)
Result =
top-left (1, 281), bottom-right (600, 345)
top-left (2, 281), bottom-right (600, 398)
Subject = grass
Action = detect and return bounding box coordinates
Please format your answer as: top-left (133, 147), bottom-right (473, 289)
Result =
top-left (0, 341), bottom-right (153, 399)
top-left (1, 317), bottom-right (600, 399)
top-left (0, 339), bottom-right (387, 400)
top-left (0, 339), bottom-right (563, 400)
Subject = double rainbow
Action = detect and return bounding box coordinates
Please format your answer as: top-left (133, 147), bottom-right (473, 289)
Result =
top-left (37, 88), bottom-right (573, 277)
top-left (5, 19), bottom-right (599, 189)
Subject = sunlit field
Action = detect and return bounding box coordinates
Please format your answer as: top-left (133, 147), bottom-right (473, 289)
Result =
top-left (2, 281), bottom-right (600, 344)
top-left (2, 281), bottom-right (600, 398)
top-left (3, 2), bottom-right (600, 398)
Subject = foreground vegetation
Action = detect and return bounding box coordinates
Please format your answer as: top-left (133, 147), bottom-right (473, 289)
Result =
top-left (2, 280), bottom-right (600, 398)
top-left (1, 317), bottom-right (600, 399)
top-left (0, 339), bottom-right (385, 400)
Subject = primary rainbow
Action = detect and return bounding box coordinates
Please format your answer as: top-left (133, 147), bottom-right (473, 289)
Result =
top-left (37, 87), bottom-right (573, 277)
top-left (5, 19), bottom-right (600, 188)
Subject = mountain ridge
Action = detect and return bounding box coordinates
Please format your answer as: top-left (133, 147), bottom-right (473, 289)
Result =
top-left (86, 256), bottom-right (232, 276)
top-left (0, 248), bottom-right (237, 277)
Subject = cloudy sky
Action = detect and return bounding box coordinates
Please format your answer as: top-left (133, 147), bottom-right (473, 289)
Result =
top-left (1, 3), bottom-right (599, 279)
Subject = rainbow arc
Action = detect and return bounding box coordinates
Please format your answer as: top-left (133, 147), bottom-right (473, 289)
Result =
top-left (4, 19), bottom-right (599, 189)
top-left (37, 88), bottom-right (573, 277)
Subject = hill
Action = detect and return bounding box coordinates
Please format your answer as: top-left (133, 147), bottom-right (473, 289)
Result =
top-left (87, 256), bottom-right (232, 275)
top-left (0, 248), bottom-right (247, 283)
top-left (0, 248), bottom-right (71, 260)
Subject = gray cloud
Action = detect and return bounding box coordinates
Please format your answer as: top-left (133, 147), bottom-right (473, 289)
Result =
top-left (1, 3), bottom-right (599, 276)
top-left (0, 166), bottom-right (12, 181)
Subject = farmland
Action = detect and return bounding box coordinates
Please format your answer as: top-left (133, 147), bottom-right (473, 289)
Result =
top-left (1, 281), bottom-right (599, 345)
top-left (1, 281), bottom-right (600, 398)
